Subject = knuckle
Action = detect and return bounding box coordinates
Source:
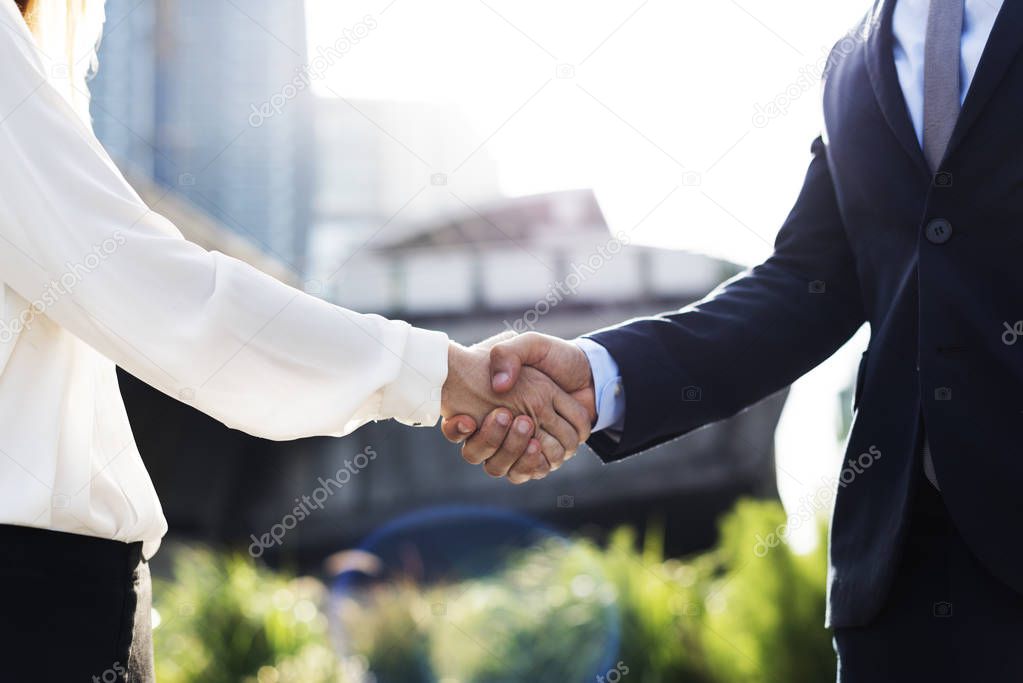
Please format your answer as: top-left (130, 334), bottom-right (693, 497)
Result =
top-left (461, 445), bottom-right (483, 465)
top-left (482, 428), bottom-right (504, 449)
top-left (484, 460), bottom-right (506, 477)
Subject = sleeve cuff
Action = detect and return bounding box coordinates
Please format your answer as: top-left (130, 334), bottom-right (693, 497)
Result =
top-left (380, 325), bottom-right (449, 428)
top-left (574, 337), bottom-right (626, 434)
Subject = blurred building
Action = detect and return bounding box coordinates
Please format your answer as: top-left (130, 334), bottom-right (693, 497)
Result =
top-left (308, 96), bottom-right (502, 280)
top-left (91, 0), bottom-right (314, 272)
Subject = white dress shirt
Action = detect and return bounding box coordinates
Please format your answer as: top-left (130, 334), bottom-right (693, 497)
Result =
top-left (0, 4), bottom-right (448, 557)
top-left (584, 0), bottom-right (1005, 434)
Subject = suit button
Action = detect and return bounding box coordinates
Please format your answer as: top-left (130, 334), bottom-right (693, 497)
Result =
top-left (925, 219), bottom-right (952, 244)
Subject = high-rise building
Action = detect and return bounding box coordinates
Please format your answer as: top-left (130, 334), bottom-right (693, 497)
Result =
top-left (90, 0), bottom-right (314, 273)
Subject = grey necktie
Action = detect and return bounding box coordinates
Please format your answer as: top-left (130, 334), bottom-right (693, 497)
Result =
top-left (922, 0), bottom-right (965, 171)
top-left (920, 0), bottom-right (965, 489)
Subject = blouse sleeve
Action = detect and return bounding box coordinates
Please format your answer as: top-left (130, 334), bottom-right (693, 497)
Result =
top-left (0, 15), bottom-right (448, 440)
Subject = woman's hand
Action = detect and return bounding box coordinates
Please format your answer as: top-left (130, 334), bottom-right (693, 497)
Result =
top-left (441, 341), bottom-right (592, 481)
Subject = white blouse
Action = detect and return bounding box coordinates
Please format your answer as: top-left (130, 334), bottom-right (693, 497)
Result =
top-left (0, 4), bottom-right (448, 557)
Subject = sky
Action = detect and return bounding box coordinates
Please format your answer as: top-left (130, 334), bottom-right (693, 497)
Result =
top-left (305, 0), bottom-right (874, 550)
top-left (305, 0), bottom-right (869, 263)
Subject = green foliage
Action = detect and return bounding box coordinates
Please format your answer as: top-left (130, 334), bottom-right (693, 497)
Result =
top-left (428, 538), bottom-right (617, 682)
top-left (700, 500), bottom-right (835, 683)
top-left (153, 548), bottom-right (354, 683)
top-left (339, 499), bottom-right (835, 683)
top-left (337, 583), bottom-right (434, 683)
top-left (598, 526), bottom-right (716, 683)
top-left (153, 500), bottom-right (834, 683)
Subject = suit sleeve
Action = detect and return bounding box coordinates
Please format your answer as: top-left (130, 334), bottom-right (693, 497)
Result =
top-left (586, 136), bottom-right (864, 461)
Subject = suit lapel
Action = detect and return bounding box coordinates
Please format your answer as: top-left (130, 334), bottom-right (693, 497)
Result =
top-left (864, 0), bottom-right (930, 178)
top-left (945, 0), bottom-right (1023, 159)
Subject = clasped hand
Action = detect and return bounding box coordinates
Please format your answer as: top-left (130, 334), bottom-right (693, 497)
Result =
top-left (439, 332), bottom-right (596, 484)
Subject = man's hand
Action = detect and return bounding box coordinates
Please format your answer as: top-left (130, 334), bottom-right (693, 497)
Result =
top-left (441, 333), bottom-right (596, 482)
top-left (440, 340), bottom-right (592, 479)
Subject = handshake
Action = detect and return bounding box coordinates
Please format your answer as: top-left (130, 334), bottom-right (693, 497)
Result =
top-left (439, 332), bottom-right (596, 484)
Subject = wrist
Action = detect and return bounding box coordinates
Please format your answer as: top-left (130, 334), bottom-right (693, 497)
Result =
top-left (572, 338), bottom-right (607, 428)
top-left (441, 342), bottom-right (486, 418)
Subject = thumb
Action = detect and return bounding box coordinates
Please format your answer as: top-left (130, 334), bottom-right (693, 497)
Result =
top-left (490, 333), bottom-right (549, 393)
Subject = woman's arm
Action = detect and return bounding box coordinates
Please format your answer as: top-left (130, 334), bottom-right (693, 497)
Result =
top-left (0, 15), bottom-right (447, 440)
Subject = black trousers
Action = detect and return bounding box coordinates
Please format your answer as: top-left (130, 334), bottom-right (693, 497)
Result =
top-left (0, 524), bottom-right (154, 682)
top-left (835, 471), bottom-right (1023, 682)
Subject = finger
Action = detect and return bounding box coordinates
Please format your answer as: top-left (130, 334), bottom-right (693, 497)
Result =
top-left (483, 415), bottom-right (536, 478)
top-left (539, 403), bottom-right (580, 466)
top-left (527, 440), bottom-right (549, 480)
top-left (460, 409), bottom-right (514, 465)
top-left (553, 391), bottom-right (592, 444)
top-left (490, 332), bottom-right (550, 393)
top-left (507, 440), bottom-right (550, 484)
top-left (440, 415), bottom-right (478, 444)
top-left (535, 427), bottom-right (568, 471)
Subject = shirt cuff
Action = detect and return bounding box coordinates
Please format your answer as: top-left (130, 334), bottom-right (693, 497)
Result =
top-left (574, 337), bottom-right (625, 434)
top-left (380, 325), bottom-right (449, 428)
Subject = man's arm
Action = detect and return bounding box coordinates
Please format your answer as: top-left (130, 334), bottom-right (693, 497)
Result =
top-left (583, 135), bottom-right (864, 460)
top-left (444, 136), bottom-right (864, 471)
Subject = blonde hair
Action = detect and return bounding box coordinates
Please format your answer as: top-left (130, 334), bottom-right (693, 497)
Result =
top-left (15, 0), bottom-right (104, 121)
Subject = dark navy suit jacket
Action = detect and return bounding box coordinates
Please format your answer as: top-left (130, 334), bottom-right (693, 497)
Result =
top-left (585, 0), bottom-right (1023, 628)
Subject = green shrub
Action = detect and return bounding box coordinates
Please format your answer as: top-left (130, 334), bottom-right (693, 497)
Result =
top-left (155, 499), bottom-right (835, 683)
top-left (336, 582), bottom-right (434, 683)
top-left (700, 500), bottom-right (835, 683)
top-left (428, 538), bottom-right (618, 682)
top-left (598, 526), bottom-right (716, 683)
top-left (338, 499), bottom-right (834, 683)
top-left (153, 548), bottom-right (354, 683)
